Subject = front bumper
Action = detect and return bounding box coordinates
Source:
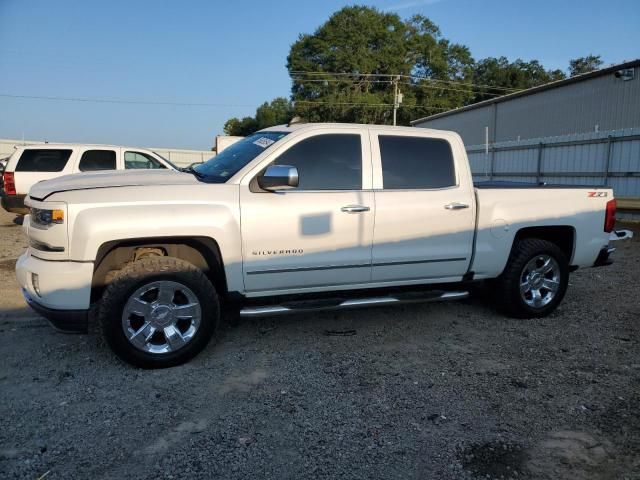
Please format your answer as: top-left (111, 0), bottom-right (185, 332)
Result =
top-left (16, 250), bottom-right (94, 332)
top-left (1, 194), bottom-right (28, 214)
top-left (23, 290), bottom-right (88, 333)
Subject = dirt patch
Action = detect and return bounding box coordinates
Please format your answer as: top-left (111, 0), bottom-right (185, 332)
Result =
top-left (527, 430), bottom-right (613, 479)
top-left (0, 259), bottom-right (16, 272)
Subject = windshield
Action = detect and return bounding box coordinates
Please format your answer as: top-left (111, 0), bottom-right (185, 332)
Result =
top-left (193, 132), bottom-right (289, 182)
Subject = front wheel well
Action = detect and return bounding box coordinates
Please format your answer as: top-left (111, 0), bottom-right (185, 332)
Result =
top-left (512, 226), bottom-right (575, 263)
top-left (91, 237), bottom-right (226, 302)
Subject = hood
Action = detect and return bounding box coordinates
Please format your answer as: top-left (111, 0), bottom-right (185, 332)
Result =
top-left (28, 170), bottom-right (202, 201)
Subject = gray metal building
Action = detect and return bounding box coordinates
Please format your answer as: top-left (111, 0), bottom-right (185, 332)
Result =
top-left (411, 59), bottom-right (640, 212)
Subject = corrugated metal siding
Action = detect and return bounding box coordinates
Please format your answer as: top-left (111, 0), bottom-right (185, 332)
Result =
top-left (494, 147), bottom-right (538, 174)
top-left (467, 151), bottom-right (489, 176)
top-left (466, 128), bottom-right (640, 200)
top-left (414, 68), bottom-right (640, 146)
top-left (495, 72), bottom-right (640, 141)
top-left (417, 105), bottom-right (493, 145)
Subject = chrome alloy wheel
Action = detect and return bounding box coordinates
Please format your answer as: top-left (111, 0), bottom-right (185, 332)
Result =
top-left (122, 281), bottom-right (202, 354)
top-left (519, 255), bottom-right (561, 308)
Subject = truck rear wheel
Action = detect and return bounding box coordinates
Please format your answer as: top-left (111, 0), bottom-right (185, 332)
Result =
top-left (98, 256), bottom-right (219, 368)
top-left (496, 238), bottom-right (569, 318)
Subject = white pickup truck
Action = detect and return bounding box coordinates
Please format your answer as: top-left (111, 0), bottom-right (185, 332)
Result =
top-left (16, 123), bottom-right (620, 368)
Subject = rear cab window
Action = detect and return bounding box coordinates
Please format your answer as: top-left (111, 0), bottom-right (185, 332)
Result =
top-left (15, 149), bottom-right (72, 172)
top-left (378, 135), bottom-right (455, 189)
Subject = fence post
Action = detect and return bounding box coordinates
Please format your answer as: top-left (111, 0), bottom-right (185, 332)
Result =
top-left (604, 135), bottom-right (613, 186)
top-left (536, 142), bottom-right (544, 184)
top-left (489, 146), bottom-right (494, 180)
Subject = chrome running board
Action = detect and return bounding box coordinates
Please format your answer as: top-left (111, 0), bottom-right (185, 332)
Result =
top-left (239, 290), bottom-right (469, 318)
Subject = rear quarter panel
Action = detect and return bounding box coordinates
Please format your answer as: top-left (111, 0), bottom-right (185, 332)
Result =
top-left (472, 187), bottom-right (612, 278)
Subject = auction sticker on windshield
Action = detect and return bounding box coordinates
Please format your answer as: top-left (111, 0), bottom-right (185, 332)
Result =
top-left (253, 137), bottom-right (276, 148)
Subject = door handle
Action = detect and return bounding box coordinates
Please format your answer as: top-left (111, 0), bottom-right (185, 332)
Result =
top-left (341, 205), bottom-right (370, 213)
top-left (444, 202), bottom-right (470, 210)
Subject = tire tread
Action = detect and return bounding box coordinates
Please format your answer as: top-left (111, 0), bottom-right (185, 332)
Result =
top-left (495, 238), bottom-right (569, 318)
top-left (97, 256), bottom-right (219, 368)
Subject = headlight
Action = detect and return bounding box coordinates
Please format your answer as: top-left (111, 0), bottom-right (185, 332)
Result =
top-left (30, 208), bottom-right (64, 226)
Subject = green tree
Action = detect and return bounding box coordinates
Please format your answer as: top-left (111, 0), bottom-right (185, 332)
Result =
top-left (223, 116), bottom-right (257, 136)
top-left (286, 6), bottom-right (475, 125)
top-left (255, 97), bottom-right (294, 130)
top-left (223, 117), bottom-right (242, 136)
top-left (471, 57), bottom-right (566, 102)
top-left (222, 6), bottom-right (574, 130)
top-left (223, 97), bottom-right (293, 136)
top-left (569, 55), bottom-right (603, 77)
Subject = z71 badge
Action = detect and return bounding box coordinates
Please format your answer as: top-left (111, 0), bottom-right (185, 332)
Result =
top-left (587, 192), bottom-right (608, 197)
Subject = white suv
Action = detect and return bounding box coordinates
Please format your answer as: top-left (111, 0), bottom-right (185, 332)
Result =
top-left (1, 144), bottom-right (177, 214)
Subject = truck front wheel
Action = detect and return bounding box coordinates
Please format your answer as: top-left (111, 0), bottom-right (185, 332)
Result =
top-left (496, 238), bottom-right (569, 318)
top-left (98, 256), bottom-right (219, 368)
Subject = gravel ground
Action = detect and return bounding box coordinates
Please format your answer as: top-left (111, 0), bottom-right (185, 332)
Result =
top-left (0, 207), bottom-right (639, 480)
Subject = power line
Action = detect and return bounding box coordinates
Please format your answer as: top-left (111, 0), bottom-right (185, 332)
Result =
top-left (1, 92), bottom-right (455, 111)
top-left (0, 93), bottom-right (256, 108)
top-left (291, 76), bottom-right (509, 97)
top-left (291, 78), bottom-right (395, 84)
top-left (401, 74), bottom-right (521, 93)
top-left (295, 100), bottom-right (452, 110)
top-left (397, 81), bottom-right (504, 96)
top-left (290, 70), bottom-right (522, 92)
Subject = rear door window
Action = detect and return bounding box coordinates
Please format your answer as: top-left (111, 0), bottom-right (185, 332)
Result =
top-left (378, 136), bottom-right (455, 189)
top-left (15, 149), bottom-right (72, 172)
top-left (78, 150), bottom-right (117, 172)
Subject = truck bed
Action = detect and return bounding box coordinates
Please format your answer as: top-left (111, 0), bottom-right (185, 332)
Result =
top-left (474, 180), bottom-right (607, 189)
top-left (471, 185), bottom-right (612, 279)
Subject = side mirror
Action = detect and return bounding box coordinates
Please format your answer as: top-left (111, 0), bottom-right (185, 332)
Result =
top-left (258, 165), bottom-right (299, 191)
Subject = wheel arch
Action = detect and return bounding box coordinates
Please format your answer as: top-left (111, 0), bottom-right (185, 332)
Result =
top-left (511, 225), bottom-right (576, 265)
top-left (92, 236), bottom-right (227, 301)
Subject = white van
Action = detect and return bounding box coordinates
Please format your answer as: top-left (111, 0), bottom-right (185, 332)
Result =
top-left (1, 144), bottom-right (177, 214)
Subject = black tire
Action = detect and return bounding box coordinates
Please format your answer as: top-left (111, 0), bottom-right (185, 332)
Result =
top-left (98, 256), bottom-right (219, 368)
top-left (495, 238), bottom-right (569, 318)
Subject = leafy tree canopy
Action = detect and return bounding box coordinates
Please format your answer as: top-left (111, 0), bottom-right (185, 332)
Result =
top-left (223, 97), bottom-right (293, 136)
top-left (222, 6), bottom-right (602, 134)
top-left (569, 54), bottom-right (603, 77)
top-left (287, 6), bottom-right (475, 125)
top-left (471, 57), bottom-right (566, 102)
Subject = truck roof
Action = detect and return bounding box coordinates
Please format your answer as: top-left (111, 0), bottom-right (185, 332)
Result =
top-left (258, 122), bottom-right (449, 136)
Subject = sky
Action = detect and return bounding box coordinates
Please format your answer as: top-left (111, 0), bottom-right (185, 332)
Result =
top-left (0, 0), bottom-right (638, 150)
